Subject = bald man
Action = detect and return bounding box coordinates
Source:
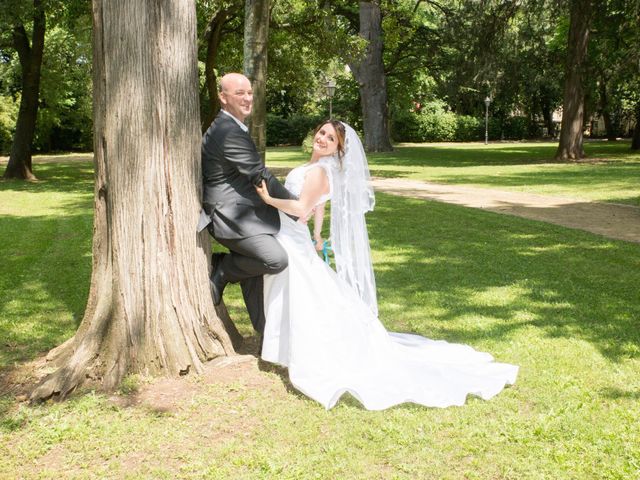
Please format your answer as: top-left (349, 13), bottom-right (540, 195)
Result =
top-left (201, 73), bottom-right (294, 335)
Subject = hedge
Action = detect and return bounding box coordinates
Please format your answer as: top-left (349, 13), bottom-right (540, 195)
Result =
top-left (267, 113), bottom-right (324, 146)
top-left (392, 111), bottom-right (541, 142)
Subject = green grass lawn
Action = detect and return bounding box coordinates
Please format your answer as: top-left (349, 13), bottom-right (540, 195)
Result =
top-left (1, 156), bottom-right (639, 479)
top-left (267, 140), bottom-right (640, 206)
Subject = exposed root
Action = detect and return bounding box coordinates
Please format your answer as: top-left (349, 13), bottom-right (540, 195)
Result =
top-left (29, 349), bottom-right (97, 402)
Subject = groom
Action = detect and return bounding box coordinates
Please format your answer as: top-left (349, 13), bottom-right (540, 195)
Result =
top-left (201, 72), bottom-right (294, 334)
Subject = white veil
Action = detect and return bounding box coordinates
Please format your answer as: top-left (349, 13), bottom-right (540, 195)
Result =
top-left (330, 122), bottom-right (378, 317)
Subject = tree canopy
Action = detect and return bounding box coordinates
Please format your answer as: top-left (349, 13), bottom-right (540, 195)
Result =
top-left (1, 0), bottom-right (639, 164)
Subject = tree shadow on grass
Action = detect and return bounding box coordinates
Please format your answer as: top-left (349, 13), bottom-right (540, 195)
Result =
top-left (368, 145), bottom-right (557, 168)
top-left (366, 141), bottom-right (638, 169)
top-left (435, 162), bottom-right (640, 202)
top-left (0, 193), bottom-right (93, 370)
top-left (0, 161), bottom-right (95, 195)
top-left (2, 162), bottom-right (639, 422)
top-left (368, 194), bottom-right (640, 362)
top-left (599, 387), bottom-right (640, 400)
top-left (369, 169), bottom-right (417, 178)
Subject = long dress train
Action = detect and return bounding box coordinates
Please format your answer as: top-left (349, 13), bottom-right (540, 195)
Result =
top-left (261, 162), bottom-right (518, 410)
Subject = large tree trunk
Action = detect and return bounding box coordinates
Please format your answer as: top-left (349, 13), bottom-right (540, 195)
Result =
top-left (632, 101), bottom-right (640, 150)
top-left (2, 0), bottom-right (45, 181)
top-left (555, 0), bottom-right (592, 161)
top-left (31, 0), bottom-right (239, 401)
top-left (243, 0), bottom-right (269, 161)
top-left (349, 1), bottom-right (392, 153)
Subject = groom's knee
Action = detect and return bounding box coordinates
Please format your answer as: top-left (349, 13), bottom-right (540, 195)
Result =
top-left (265, 249), bottom-right (288, 274)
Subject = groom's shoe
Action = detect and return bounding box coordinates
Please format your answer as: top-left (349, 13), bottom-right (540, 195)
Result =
top-left (210, 253), bottom-right (227, 306)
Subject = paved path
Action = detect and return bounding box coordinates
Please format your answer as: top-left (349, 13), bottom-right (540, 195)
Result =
top-left (371, 178), bottom-right (640, 244)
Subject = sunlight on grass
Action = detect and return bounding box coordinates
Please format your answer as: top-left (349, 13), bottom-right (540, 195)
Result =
top-left (267, 141), bottom-right (640, 205)
top-left (1, 157), bottom-right (639, 478)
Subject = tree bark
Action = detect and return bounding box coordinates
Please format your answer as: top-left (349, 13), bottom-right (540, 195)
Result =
top-left (31, 0), bottom-right (239, 402)
top-left (555, 0), bottom-right (592, 161)
top-left (2, 0), bottom-right (45, 180)
top-left (632, 100), bottom-right (640, 150)
top-left (243, 0), bottom-right (270, 161)
top-left (349, 1), bottom-right (393, 153)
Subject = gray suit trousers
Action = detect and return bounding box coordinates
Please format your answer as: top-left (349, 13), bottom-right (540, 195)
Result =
top-left (214, 233), bottom-right (288, 334)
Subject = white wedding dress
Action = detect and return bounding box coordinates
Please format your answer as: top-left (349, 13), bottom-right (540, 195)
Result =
top-left (262, 158), bottom-right (518, 410)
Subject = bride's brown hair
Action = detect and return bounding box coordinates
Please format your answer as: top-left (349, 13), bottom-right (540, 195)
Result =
top-left (314, 120), bottom-right (346, 166)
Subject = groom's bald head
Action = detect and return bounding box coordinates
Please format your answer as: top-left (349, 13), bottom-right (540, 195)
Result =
top-left (218, 73), bottom-right (253, 122)
top-left (219, 73), bottom-right (250, 92)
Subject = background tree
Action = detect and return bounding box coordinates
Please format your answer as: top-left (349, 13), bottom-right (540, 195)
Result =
top-left (555, 0), bottom-right (593, 160)
top-left (349, 1), bottom-right (393, 152)
top-left (31, 0), bottom-right (238, 401)
top-left (590, 0), bottom-right (640, 142)
top-left (0, 2), bottom-right (92, 154)
top-left (2, 0), bottom-right (637, 158)
top-left (1, 0), bottom-right (46, 180)
top-left (632, 101), bottom-right (640, 149)
top-left (198, 0), bottom-right (243, 130)
top-left (243, 0), bottom-right (270, 160)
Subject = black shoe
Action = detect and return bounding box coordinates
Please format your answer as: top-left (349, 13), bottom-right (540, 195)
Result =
top-left (210, 252), bottom-right (227, 306)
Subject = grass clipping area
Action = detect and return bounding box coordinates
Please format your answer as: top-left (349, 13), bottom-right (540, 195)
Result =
top-left (1, 155), bottom-right (639, 479)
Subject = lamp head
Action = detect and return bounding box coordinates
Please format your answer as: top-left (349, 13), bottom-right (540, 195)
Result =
top-left (325, 80), bottom-right (336, 98)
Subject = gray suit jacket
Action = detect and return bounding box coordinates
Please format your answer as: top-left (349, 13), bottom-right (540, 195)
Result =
top-left (202, 111), bottom-right (293, 240)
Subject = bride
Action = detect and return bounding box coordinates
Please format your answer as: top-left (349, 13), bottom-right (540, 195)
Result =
top-left (255, 121), bottom-right (518, 410)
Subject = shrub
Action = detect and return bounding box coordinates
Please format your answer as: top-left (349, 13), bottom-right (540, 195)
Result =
top-left (267, 113), bottom-right (324, 146)
top-left (501, 116), bottom-right (529, 140)
top-left (392, 109), bottom-right (544, 142)
top-left (455, 115), bottom-right (481, 141)
top-left (392, 110), bottom-right (482, 142)
top-left (391, 112), bottom-right (424, 142)
top-left (0, 96), bottom-right (18, 154)
top-left (420, 111), bottom-right (458, 141)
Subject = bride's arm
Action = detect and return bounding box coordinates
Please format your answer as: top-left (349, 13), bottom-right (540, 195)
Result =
top-left (312, 202), bottom-right (326, 250)
top-left (256, 166), bottom-right (329, 218)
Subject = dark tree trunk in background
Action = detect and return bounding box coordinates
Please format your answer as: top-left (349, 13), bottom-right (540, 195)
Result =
top-left (555, 0), bottom-right (592, 161)
top-left (349, 1), bottom-right (393, 152)
top-left (31, 0), bottom-right (239, 401)
top-left (598, 78), bottom-right (618, 141)
top-left (202, 3), bottom-right (242, 130)
top-left (202, 13), bottom-right (227, 130)
top-left (2, 0), bottom-right (45, 180)
top-left (542, 107), bottom-right (555, 138)
top-left (632, 101), bottom-right (640, 150)
top-left (243, 0), bottom-right (270, 161)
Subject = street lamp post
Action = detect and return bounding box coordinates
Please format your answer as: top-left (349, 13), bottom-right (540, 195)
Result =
top-left (325, 80), bottom-right (336, 118)
top-left (484, 96), bottom-right (491, 145)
